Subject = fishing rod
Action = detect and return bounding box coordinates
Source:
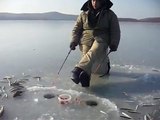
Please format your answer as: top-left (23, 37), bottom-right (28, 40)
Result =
top-left (94, 50), bottom-right (112, 75)
top-left (58, 49), bottom-right (72, 75)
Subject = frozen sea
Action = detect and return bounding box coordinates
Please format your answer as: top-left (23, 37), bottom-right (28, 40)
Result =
top-left (0, 20), bottom-right (160, 120)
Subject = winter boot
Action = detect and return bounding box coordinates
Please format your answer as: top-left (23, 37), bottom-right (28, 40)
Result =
top-left (71, 67), bottom-right (83, 84)
top-left (79, 71), bottom-right (90, 87)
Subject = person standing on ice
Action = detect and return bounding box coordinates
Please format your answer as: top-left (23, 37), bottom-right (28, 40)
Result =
top-left (70, 0), bottom-right (120, 87)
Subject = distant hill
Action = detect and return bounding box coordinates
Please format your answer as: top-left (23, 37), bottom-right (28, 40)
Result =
top-left (118, 18), bottom-right (139, 22)
top-left (0, 12), bottom-right (160, 22)
top-left (118, 17), bottom-right (160, 22)
top-left (0, 12), bottom-right (77, 20)
top-left (139, 17), bottom-right (160, 22)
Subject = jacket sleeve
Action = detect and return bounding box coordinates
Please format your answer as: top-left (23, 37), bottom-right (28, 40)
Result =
top-left (71, 12), bottom-right (83, 45)
top-left (109, 11), bottom-right (121, 50)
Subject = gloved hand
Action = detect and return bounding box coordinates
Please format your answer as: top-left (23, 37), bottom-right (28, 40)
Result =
top-left (109, 44), bottom-right (117, 52)
top-left (70, 42), bottom-right (76, 50)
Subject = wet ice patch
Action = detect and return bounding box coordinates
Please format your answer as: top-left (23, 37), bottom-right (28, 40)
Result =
top-left (27, 86), bottom-right (119, 120)
top-left (136, 73), bottom-right (160, 85)
top-left (111, 64), bottom-right (160, 89)
top-left (132, 66), bottom-right (160, 91)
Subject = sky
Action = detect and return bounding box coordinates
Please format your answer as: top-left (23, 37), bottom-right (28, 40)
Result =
top-left (0, 0), bottom-right (159, 19)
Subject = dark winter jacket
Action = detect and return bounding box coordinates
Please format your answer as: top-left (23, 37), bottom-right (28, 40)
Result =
top-left (72, 0), bottom-right (120, 50)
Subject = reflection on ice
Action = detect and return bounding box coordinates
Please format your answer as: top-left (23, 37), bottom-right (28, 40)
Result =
top-left (34, 98), bottom-right (39, 102)
top-left (37, 113), bottom-right (54, 120)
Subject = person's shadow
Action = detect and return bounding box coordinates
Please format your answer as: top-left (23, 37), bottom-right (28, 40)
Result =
top-left (88, 71), bottom-right (160, 99)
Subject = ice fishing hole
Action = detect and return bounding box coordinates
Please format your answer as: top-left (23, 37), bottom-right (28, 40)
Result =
top-left (43, 93), bottom-right (55, 99)
top-left (85, 100), bottom-right (98, 107)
